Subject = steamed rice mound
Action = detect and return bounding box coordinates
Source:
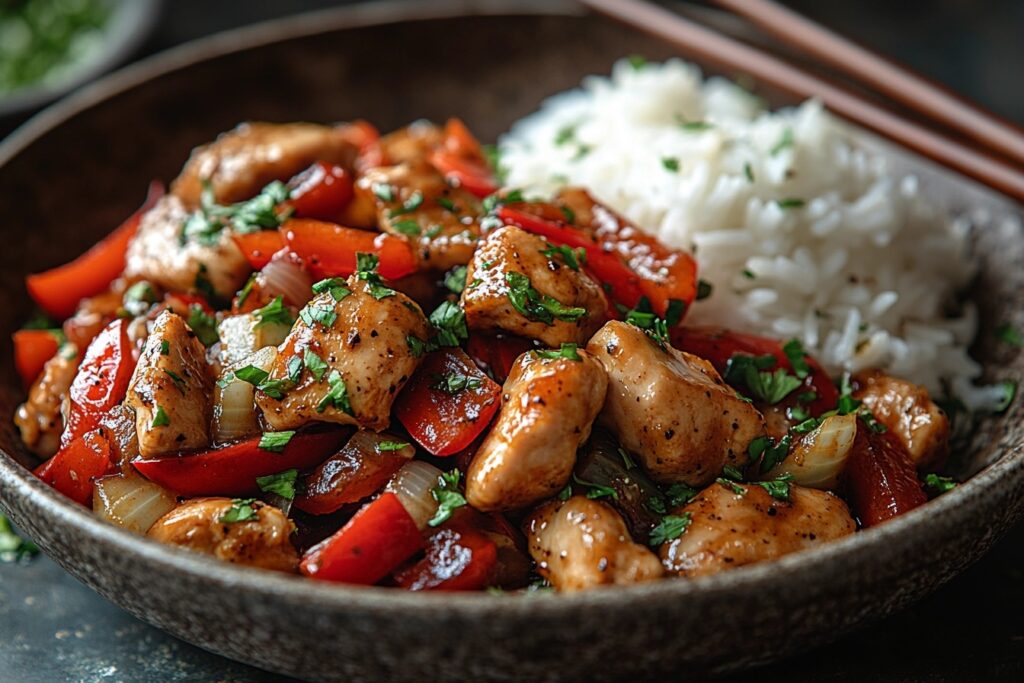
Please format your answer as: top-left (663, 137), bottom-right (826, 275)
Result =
top-left (500, 58), bottom-right (982, 404)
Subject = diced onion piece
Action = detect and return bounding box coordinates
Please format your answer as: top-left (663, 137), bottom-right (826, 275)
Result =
top-left (213, 346), bottom-right (277, 443)
top-left (218, 314), bottom-right (291, 369)
top-left (260, 250), bottom-right (314, 307)
top-left (767, 413), bottom-right (858, 489)
top-left (385, 460), bottom-right (443, 530)
top-left (93, 471), bottom-right (177, 534)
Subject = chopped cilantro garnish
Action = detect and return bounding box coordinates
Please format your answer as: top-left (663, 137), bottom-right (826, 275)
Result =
top-left (236, 274), bottom-right (256, 308)
top-left (151, 405), bottom-right (170, 428)
top-left (743, 162), bottom-right (755, 182)
top-left (187, 304), bottom-right (219, 347)
top-left (505, 271), bottom-right (586, 325)
top-left (627, 54), bottom-right (647, 70)
top-left (392, 219), bottom-right (421, 236)
top-left (572, 472), bottom-right (618, 501)
top-left (436, 197), bottom-right (458, 213)
top-left (316, 370), bottom-right (353, 415)
top-left (253, 296), bottom-right (293, 329)
top-left (716, 478), bottom-right (747, 495)
top-left (674, 114), bottom-right (713, 132)
top-left (748, 434), bottom-right (792, 473)
top-left (406, 335), bottom-right (427, 357)
top-left (299, 300), bottom-right (338, 329)
top-left (996, 323), bottom-right (1023, 348)
top-left (377, 440), bottom-right (410, 452)
top-left (124, 281), bottom-right (158, 305)
top-left (432, 372), bottom-right (483, 394)
top-left (665, 483), bottom-right (699, 507)
top-left (219, 498), bottom-right (258, 524)
top-left (770, 127), bottom-right (794, 155)
top-left (661, 157), bottom-right (680, 172)
top-left (649, 513), bottom-right (692, 546)
top-left (355, 252), bottom-right (395, 299)
top-left (162, 369), bottom-right (186, 392)
top-left (754, 473), bottom-right (795, 501)
top-left (286, 356), bottom-right (303, 384)
top-left (559, 205), bottom-right (576, 224)
top-left (541, 243), bottom-right (586, 271)
top-left (724, 353), bottom-right (800, 404)
top-left (429, 300), bottom-right (469, 347)
top-left (303, 349), bottom-right (328, 381)
top-left (233, 365), bottom-right (269, 387)
top-left (444, 265), bottom-right (468, 294)
top-left (923, 473), bottom-right (958, 497)
top-left (372, 182), bottom-right (394, 202)
top-left (534, 343), bottom-right (582, 362)
top-left (312, 277), bottom-right (351, 302)
top-left (996, 380), bottom-right (1017, 413)
top-left (557, 484), bottom-right (573, 501)
top-left (696, 279), bottom-right (713, 301)
top-left (160, 340), bottom-right (170, 356)
top-left (256, 469), bottom-right (298, 500)
top-left (428, 470), bottom-right (467, 527)
top-left (388, 190), bottom-right (423, 218)
top-left (258, 430), bottom-right (295, 453)
top-left (782, 338), bottom-right (811, 379)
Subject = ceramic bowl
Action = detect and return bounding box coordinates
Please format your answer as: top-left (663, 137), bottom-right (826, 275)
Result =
top-left (1, 2), bottom-right (1022, 681)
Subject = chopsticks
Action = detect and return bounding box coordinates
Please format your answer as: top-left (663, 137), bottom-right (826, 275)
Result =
top-left (578, 0), bottom-right (1024, 204)
top-left (713, 0), bottom-right (1024, 167)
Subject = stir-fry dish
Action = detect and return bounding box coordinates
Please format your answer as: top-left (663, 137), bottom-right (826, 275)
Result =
top-left (14, 118), bottom-right (958, 592)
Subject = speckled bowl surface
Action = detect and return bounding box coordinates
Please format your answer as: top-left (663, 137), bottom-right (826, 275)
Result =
top-left (0, 2), bottom-right (1022, 681)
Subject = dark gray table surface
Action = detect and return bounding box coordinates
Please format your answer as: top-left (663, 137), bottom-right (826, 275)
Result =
top-left (1, 1), bottom-right (1022, 681)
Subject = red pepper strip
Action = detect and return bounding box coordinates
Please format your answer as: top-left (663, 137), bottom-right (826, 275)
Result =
top-left (340, 119), bottom-right (384, 172)
top-left (131, 428), bottom-right (349, 497)
top-left (163, 292), bottom-right (215, 316)
top-left (464, 332), bottom-right (534, 383)
top-left (281, 218), bottom-right (417, 281)
top-left (286, 161), bottom-right (354, 220)
top-left (300, 492), bottom-right (423, 585)
top-left (845, 425), bottom-right (927, 527)
top-left (427, 118), bottom-right (498, 199)
top-left (670, 326), bottom-right (839, 416)
top-left (62, 319), bottom-right (135, 448)
top-left (13, 329), bottom-right (61, 389)
top-left (34, 429), bottom-right (113, 506)
top-left (394, 348), bottom-right (502, 456)
top-left (497, 207), bottom-right (646, 312)
top-left (232, 231), bottom-right (286, 270)
top-left (27, 181), bottom-right (164, 319)
top-left (294, 435), bottom-right (411, 515)
top-left (393, 524), bottom-right (498, 591)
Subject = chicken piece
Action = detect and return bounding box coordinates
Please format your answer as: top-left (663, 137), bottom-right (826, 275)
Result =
top-left (99, 403), bottom-right (141, 467)
top-left (14, 350), bottom-right (77, 457)
top-left (124, 194), bottom-right (250, 299)
top-left (172, 122), bottom-right (359, 207)
top-left (461, 226), bottom-right (607, 347)
top-left (587, 321), bottom-right (765, 486)
top-left (255, 276), bottom-right (430, 432)
top-left (659, 482), bottom-right (855, 578)
top-left (61, 285), bottom-right (125, 350)
top-left (853, 370), bottom-right (950, 471)
top-left (126, 311), bottom-right (214, 457)
top-left (357, 163), bottom-right (483, 270)
top-left (378, 120), bottom-right (443, 165)
top-left (525, 496), bottom-right (663, 592)
top-left (466, 350), bottom-right (607, 512)
top-left (148, 498), bottom-right (298, 572)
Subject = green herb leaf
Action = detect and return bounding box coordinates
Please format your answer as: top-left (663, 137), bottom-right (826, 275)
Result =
top-left (316, 370), bottom-right (352, 415)
top-left (743, 162), bottom-right (755, 182)
top-left (377, 440), bottom-right (410, 452)
top-left (716, 478), bottom-right (747, 495)
top-left (436, 197), bottom-right (458, 213)
top-left (151, 405), bottom-right (170, 428)
top-left (534, 343), bottom-right (582, 362)
top-left (782, 338), bottom-right (811, 379)
top-left (696, 279), bottom-right (713, 301)
top-left (312, 277), bottom-right (351, 302)
top-left (219, 498), bottom-right (258, 524)
top-left (388, 191), bottom-right (423, 218)
top-left (253, 296), bottom-right (294, 329)
top-left (572, 472), bottom-right (618, 501)
top-left (406, 335), bottom-right (427, 358)
top-left (286, 356), bottom-right (303, 383)
top-left (755, 473), bottom-right (795, 502)
top-left (661, 156), bottom-right (680, 172)
top-left (557, 484), bottom-right (572, 501)
top-left (303, 349), bottom-right (328, 381)
top-left (299, 300), bottom-right (338, 329)
top-left (627, 54), bottom-right (647, 70)
top-left (996, 323), bottom-right (1023, 348)
top-left (674, 114), bottom-right (713, 132)
top-left (444, 265), bottom-right (468, 294)
top-left (505, 271), bottom-right (587, 325)
top-left (233, 365), bottom-right (270, 387)
top-left (187, 304), bottom-right (219, 347)
top-left (776, 198), bottom-right (806, 209)
top-left (923, 473), bottom-right (958, 497)
top-left (996, 380), bottom-right (1017, 413)
top-left (258, 430), bottom-right (295, 453)
top-left (432, 372), bottom-right (483, 394)
top-left (665, 483), bottom-right (699, 507)
top-left (372, 182), bottom-right (394, 202)
top-left (228, 181), bottom-right (292, 234)
top-left (160, 340), bottom-right (170, 356)
top-left (428, 470), bottom-right (467, 527)
top-left (429, 300), bottom-right (469, 347)
top-left (649, 513), bottom-right (692, 546)
top-left (236, 274), bottom-right (257, 308)
top-left (256, 469), bottom-right (298, 500)
top-left (124, 281), bottom-right (158, 305)
top-left (162, 369), bottom-right (186, 392)
top-left (541, 243), bottom-right (586, 271)
top-left (392, 219), bottom-right (421, 236)
top-left (770, 127), bottom-right (794, 155)
top-left (560, 205), bottom-right (576, 224)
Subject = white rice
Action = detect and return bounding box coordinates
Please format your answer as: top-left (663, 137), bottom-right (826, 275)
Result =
top-left (500, 58), bottom-right (986, 404)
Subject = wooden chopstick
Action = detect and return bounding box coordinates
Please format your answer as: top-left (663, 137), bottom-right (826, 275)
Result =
top-left (579, 0), bottom-right (1024, 204)
top-left (711, 0), bottom-right (1024, 168)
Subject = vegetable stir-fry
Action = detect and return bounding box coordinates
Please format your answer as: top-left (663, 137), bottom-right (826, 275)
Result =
top-left (14, 118), bottom-right (955, 592)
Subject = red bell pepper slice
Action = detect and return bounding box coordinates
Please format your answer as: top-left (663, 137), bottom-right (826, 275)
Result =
top-left (27, 181), bottom-right (164, 319)
top-left (394, 348), bottom-right (502, 456)
top-left (35, 429), bottom-right (114, 506)
top-left (294, 433), bottom-right (412, 515)
top-left (465, 332), bottom-right (534, 383)
top-left (286, 161), bottom-right (354, 220)
top-left (281, 218), bottom-right (417, 281)
top-left (300, 492), bottom-right (423, 585)
top-left (671, 326), bottom-right (839, 416)
top-left (845, 425), bottom-right (927, 527)
top-left (340, 119), bottom-right (384, 172)
top-left (13, 329), bottom-right (62, 389)
top-left (497, 207), bottom-right (648, 313)
top-left (393, 524), bottom-right (498, 591)
top-left (60, 319), bottom-right (135, 449)
top-left (232, 231), bottom-right (286, 270)
top-left (428, 118), bottom-right (498, 198)
top-left (132, 428), bottom-right (348, 497)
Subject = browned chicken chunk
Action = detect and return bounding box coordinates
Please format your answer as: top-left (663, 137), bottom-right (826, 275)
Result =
top-left (14, 349), bottom-right (77, 457)
top-left (125, 195), bottom-right (251, 299)
top-left (659, 482), bottom-right (855, 578)
top-left (126, 311), bottom-right (215, 457)
top-left (461, 226), bottom-right (607, 347)
top-left (588, 321), bottom-right (765, 486)
top-left (378, 120), bottom-right (443, 165)
top-left (466, 350), bottom-right (607, 512)
top-left (358, 163), bottom-right (483, 270)
top-left (853, 370), bottom-right (950, 470)
top-left (256, 276), bottom-right (430, 432)
top-left (525, 496), bottom-right (663, 592)
top-left (148, 498), bottom-right (298, 573)
top-left (172, 122), bottom-right (358, 207)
